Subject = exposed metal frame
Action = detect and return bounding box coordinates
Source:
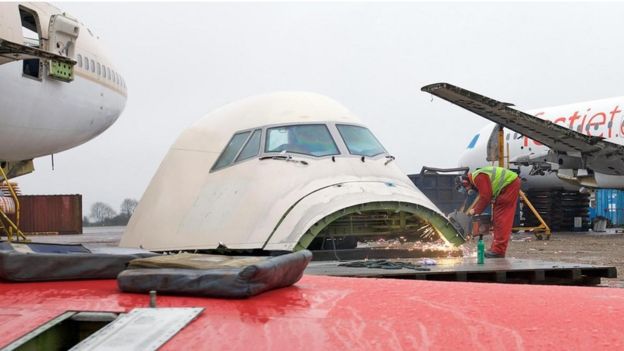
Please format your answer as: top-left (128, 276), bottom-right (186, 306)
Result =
top-left (294, 201), bottom-right (465, 251)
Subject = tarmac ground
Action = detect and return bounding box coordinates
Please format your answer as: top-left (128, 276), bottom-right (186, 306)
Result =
top-left (19, 226), bottom-right (624, 288)
top-left (507, 231), bottom-right (624, 288)
top-left (459, 229), bottom-right (624, 288)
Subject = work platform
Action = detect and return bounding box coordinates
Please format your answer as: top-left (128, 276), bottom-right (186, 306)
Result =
top-left (310, 248), bottom-right (462, 261)
top-left (305, 257), bottom-right (617, 286)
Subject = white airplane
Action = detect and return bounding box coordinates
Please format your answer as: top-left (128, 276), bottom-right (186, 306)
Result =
top-left (0, 3), bottom-right (126, 179)
top-left (423, 83), bottom-right (624, 190)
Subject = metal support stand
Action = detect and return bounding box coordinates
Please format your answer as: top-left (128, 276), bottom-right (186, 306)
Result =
top-left (496, 125), bottom-right (551, 240)
top-left (0, 167), bottom-right (28, 242)
top-left (514, 190), bottom-right (551, 240)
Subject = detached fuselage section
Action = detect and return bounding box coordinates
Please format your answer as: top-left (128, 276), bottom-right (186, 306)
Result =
top-left (121, 92), bottom-right (463, 252)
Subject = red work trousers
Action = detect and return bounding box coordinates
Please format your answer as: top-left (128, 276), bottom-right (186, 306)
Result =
top-left (491, 178), bottom-right (521, 255)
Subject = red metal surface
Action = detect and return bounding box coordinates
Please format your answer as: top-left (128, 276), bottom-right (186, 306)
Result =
top-left (13, 195), bottom-right (82, 234)
top-left (1, 276), bottom-right (623, 350)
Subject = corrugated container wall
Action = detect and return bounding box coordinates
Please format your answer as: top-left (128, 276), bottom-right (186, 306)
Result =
top-left (592, 189), bottom-right (624, 226)
top-left (408, 172), bottom-right (467, 214)
top-left (11, 195), bottom-right (82, 234)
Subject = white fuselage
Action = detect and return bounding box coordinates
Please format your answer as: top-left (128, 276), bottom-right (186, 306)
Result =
top-left (0, 2), bottom-right (126, 162)
top-left (459, 97), bottom-right (624, 189)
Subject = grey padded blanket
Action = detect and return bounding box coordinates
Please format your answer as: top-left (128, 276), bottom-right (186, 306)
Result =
top-left (117, 250), bottom-right (313, 298)
top-left (0, 242), bottom-right (157, 282)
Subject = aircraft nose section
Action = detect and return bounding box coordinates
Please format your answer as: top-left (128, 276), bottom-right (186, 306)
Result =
top-left (457, 147), bottom-right (471, 168)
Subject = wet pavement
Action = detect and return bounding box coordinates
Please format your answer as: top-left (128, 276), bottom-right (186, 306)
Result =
top-left (22, 226), bottom-right (124, 247)
top-left (9, 226), bottom-right (624, 287)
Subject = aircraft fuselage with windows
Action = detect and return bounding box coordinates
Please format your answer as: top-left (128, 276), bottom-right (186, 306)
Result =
top-left (0, 2), bottom-right (126, 178)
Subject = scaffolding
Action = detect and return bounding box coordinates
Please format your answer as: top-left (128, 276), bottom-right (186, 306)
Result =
top-left (0, 166), bottom-right (28, 242)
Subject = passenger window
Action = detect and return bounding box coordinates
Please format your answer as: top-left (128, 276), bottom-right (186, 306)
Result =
top-left (84, 57), bottom-right (89, 71)
top-left (97, 62), bottom-right (101, 76)
top-left (212, 131), bottom-right (252, 171)
top-left (236, 129), bottom-right (261, 162)
top-left (336, 124), bottom-right (386, 157)
top-left (107, 67), bottom-right (111, 80)
top-left (90, 59), bottom-right (95, 73)
top-left (265, 124), bottom-right (339, 157)
top-left (77, 54), bottom-right (82, 68)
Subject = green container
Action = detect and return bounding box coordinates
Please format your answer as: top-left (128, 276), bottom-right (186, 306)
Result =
top-left (477, 235), bottom-right (485, 264)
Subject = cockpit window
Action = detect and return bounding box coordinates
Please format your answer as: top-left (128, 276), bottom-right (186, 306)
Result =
top-left (336, 124), bottom-right (386, 157)
top-left (236, 129), bottom-right (261, 162)
top-left (212, 131), bottom-right (251, 171)
top-left (265, 124), bottom-right (339, 157)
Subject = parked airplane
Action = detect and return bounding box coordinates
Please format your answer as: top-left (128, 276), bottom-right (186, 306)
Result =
top-left (0, 2), bottom-right (126, 179)
top-left (422, 83), bottom-right (624, 190)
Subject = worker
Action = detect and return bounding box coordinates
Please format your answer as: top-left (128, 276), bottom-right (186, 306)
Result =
top-left (459, 166), bottom-right (521, 258)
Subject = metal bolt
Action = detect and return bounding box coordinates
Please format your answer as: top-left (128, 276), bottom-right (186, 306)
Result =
top-left (149, 290), bottom-right (157, 308)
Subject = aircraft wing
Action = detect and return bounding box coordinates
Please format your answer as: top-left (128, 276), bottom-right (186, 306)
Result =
top-left (422, 82), bottom-right (624, 175)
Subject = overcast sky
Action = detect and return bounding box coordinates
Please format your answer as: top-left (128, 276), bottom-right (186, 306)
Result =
top-left (17, 1), bottom-right (624, 215)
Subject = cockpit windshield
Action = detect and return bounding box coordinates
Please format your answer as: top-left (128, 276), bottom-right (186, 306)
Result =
top-left (336, 124), bottom-right (386, 157)
top-left (265, 124), bottom-right (339, 157)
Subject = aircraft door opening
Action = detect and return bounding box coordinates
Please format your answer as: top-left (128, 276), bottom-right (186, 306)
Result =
top-left (19, 6), bottom-right (41, 79)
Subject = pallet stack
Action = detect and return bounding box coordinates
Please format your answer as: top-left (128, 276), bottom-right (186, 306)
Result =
top-left (522, 189), bottom-right (589, 231)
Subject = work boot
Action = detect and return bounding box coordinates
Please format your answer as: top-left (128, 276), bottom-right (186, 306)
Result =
top-left (485, 250), bottom-right (505, 258)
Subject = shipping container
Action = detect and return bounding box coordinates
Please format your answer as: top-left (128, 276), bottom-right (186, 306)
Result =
top-left (591, 189), bottom-right (624, 227)
top-left (408, 167), bottom-right (469, 214)
top-left (9, 195), bottom-right (82, 234)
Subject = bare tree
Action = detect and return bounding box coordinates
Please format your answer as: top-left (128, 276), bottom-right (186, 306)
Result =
top-left (90, 202), bottom-right (116, 223)
top-left (120, 198), bottom-right (139, 216)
